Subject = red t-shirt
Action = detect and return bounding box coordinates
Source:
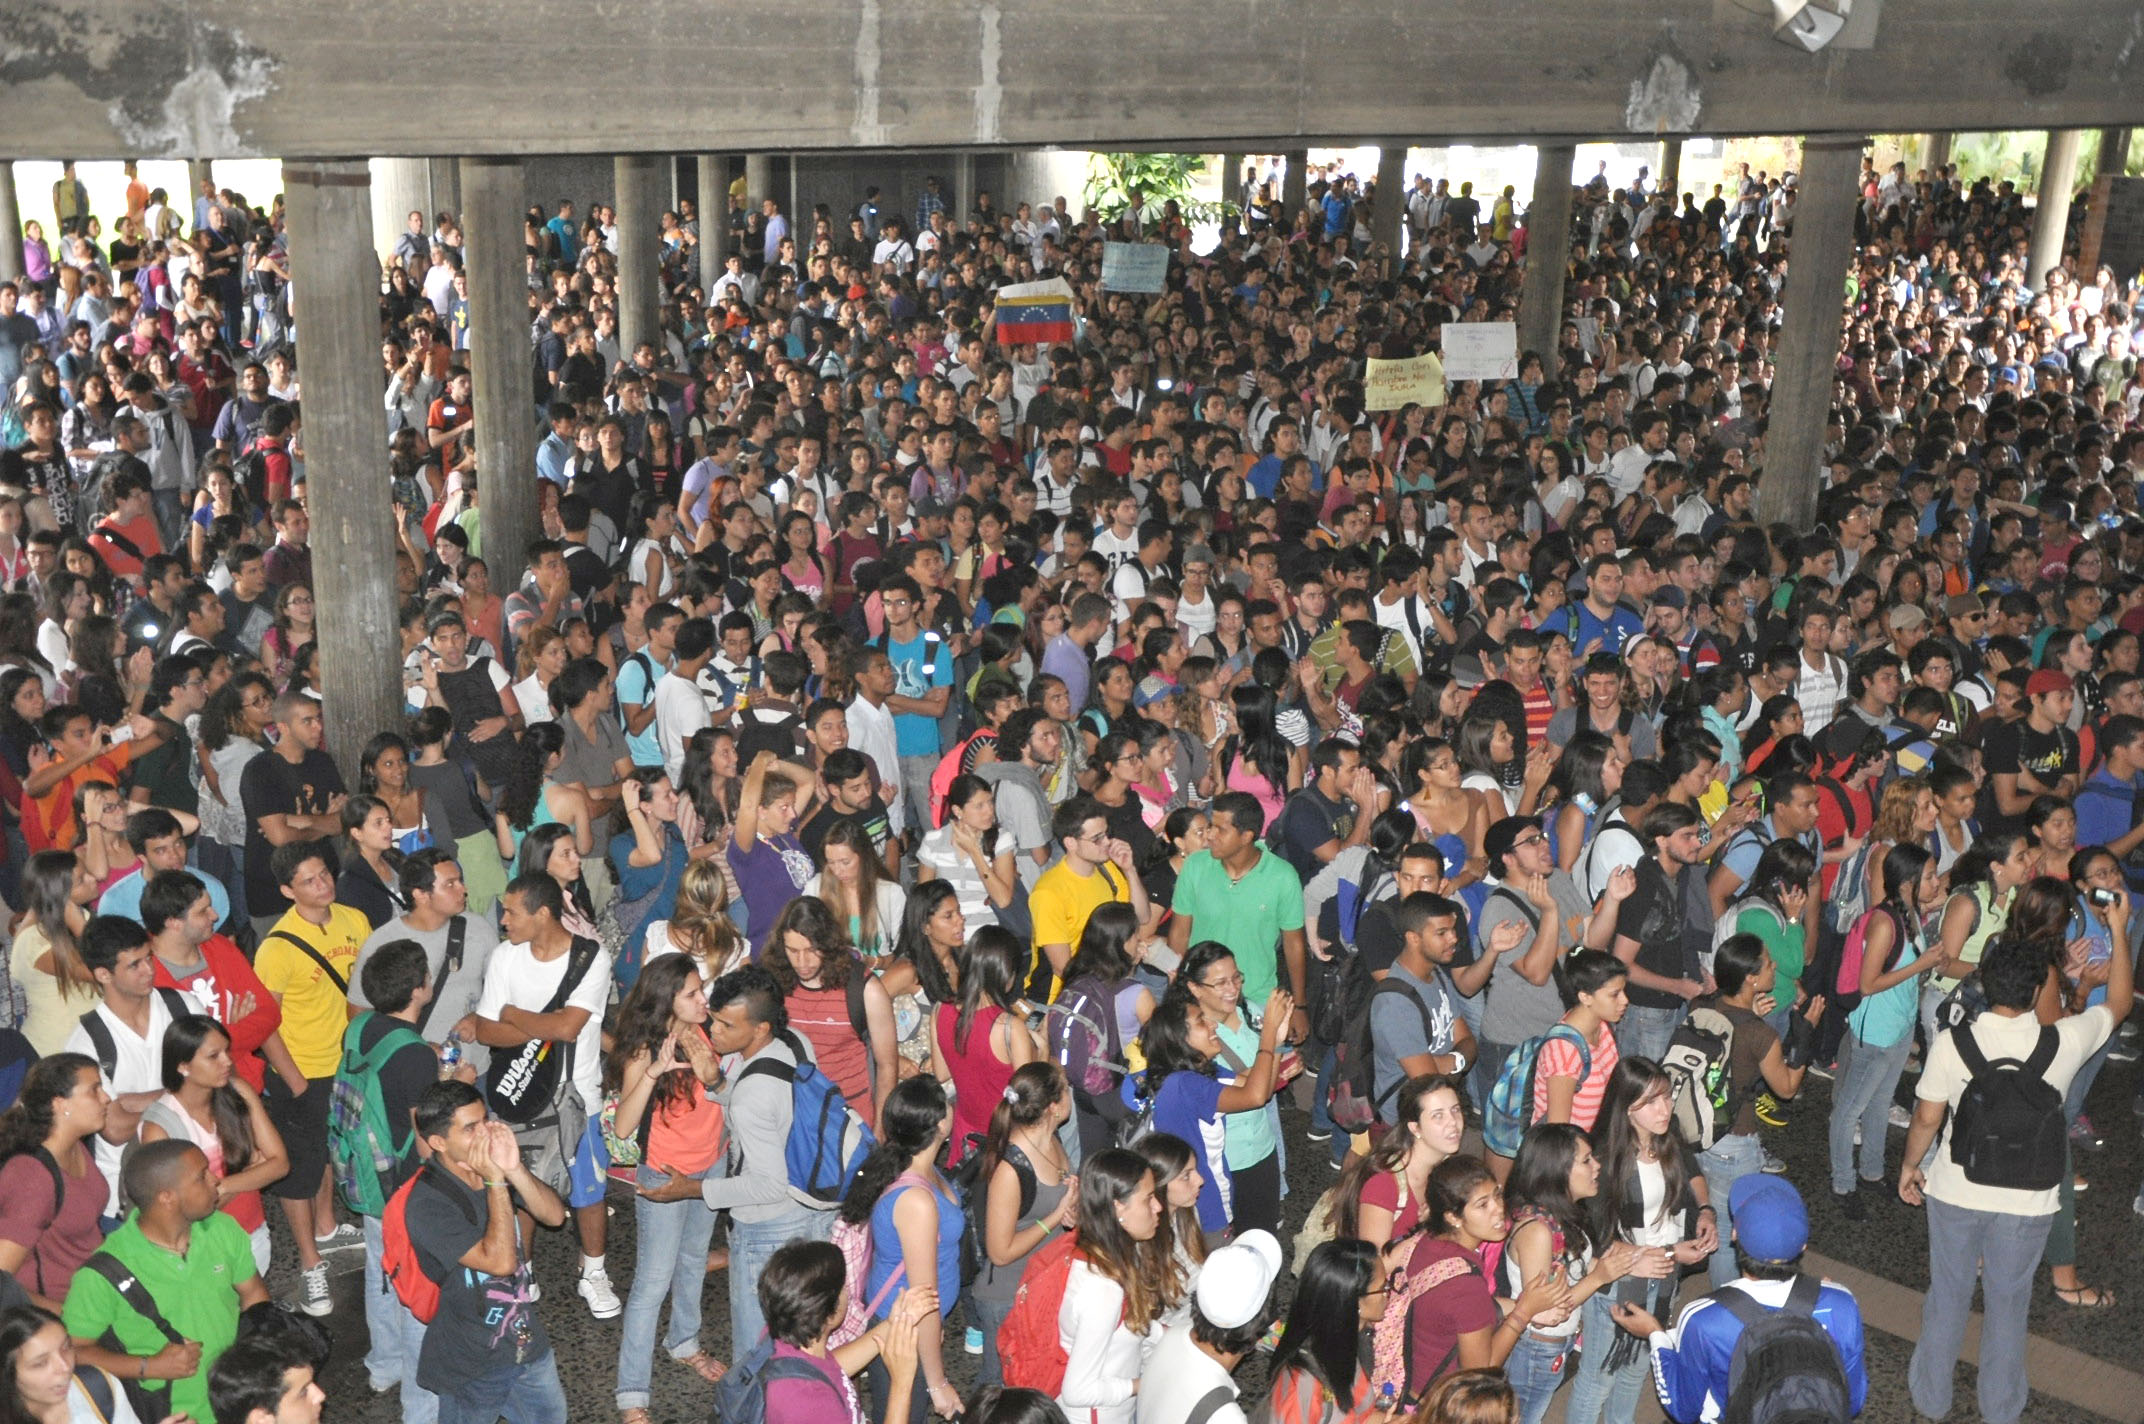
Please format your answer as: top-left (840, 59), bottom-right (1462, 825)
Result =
top-left (1359, 1168), bottom-right (1423, 1241)
top-left (90, 514), bottom-right (163, 581)
top-left (1402, 1237), bottom-right (1497, 1397)
top-left (153, 933), bottom-right (281, 1092)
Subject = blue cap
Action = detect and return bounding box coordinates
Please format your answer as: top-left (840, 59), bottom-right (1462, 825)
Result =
top-left (1729, 1174), bottom-right (1810, 1262)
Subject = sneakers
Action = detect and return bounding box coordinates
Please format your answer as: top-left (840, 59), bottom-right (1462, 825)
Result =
top-left (963, 1327), bottom-right (984, 1356)
top-left (2070, 1114), bottom-right (2105, 1150)
top-left (313, 1222), bottom-right (364, 1253)
top-left (579, 1267), bottom-right (622, 1319)
top-left (1836, 1187), bottom-right (1867, 1222)
top-left (1759, 1148), bottom-right (1788, 1175)
top-left (1754, 1093), bottom-right (1788, 1129)
top-left (1888, 1103), bottom-right (1913, 1131)
top-left (300, 1262), bottom-right (332, 1317)
top-left (1304, 1129), bottom-right (1332, 1145)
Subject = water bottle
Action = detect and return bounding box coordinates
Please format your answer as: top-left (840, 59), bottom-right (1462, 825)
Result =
top-left (440, 1034), bottom-right (463, 1076)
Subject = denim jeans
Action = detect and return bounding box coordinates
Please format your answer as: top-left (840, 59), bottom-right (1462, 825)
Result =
top-left (970, 1293), bottom-right (1013, 1389)
top-left (2064, 1024), bottom-right (2116, 1123)
top-left (727, 1206), bottom-right (831, 1365)
top-left (1503, 1331), bottom-right (1572, 1424)
top-left (1698, 1132), bottom-right (1765, 1288)
top-left (1562, 1280), bottom-right (1673, 1424)
top-left (1827, 1027), bottom-right (1910, 1196)
top-left (362, 1214), bottom-right (438, 1424)
top-left (1616, 1003), bottom-right (1685, 1066)
top-left (615, 1165), bottom-right (720, 1409)
top-left (434, 1351), bottom-right (567, 1424)
top-left (1911, 1198), bottom-right (2052, 1424)
top-left (1308, 1043), bottom-right (1344, 1164)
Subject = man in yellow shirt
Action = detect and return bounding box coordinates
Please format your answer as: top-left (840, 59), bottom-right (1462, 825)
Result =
top-left (1028, 794), bottom-right (1150, 1000)
top-left (253, 843), bottom-right (369, 1315)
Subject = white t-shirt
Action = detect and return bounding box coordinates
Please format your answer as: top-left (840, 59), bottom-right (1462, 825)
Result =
top-left (512, 673), bottom-right (555, 725)
top-left (655, 669), bottom-right (711, 783)
top-left (1917, 1005), bottom-right (2112, 1217)
top-left (475, 938), bottom-right (612, 1110)
top-left (65, 989), bottom-right (205, 1212)
top-left (1176, 589), bottom-right (1216, 641)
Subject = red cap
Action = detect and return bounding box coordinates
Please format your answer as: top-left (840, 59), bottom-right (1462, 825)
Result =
top-left (2025, 669), bottom-right (2073, 698)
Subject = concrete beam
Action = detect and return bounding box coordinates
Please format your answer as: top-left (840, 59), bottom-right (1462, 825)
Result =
top-left (461, 156), bottom-right (539, 595)
top-left (0, 166), bottom-right (20, 284)
top-left (11, 2), bottom-right (2144, 159)
top-left (1758, 136), bottom-right (1865, 528)
top-left (280, 159), bottom-right (402, 785)
top-left (2029, 128), bottom-right (2083, 292)
top-left (1519, 145), bottom-right (1576, 376)
top-left (615, 155), bottom-right (662, 361)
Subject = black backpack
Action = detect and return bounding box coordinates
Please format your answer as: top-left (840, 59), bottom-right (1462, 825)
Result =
top-left (1710, 1275), bottom-right (1852, 1424)
top-left (1947, 1023), bottom-right (2067, 1191)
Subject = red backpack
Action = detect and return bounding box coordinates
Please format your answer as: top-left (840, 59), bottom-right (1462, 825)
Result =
top-left (997, 1233), bottom-right (1090, 1395)
top-left (380, 1173), bottom-right (442, 1324)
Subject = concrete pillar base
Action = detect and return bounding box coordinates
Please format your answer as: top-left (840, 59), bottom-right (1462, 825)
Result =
top-left (0, 164), bottom-right (21, 285)
top-left (615, 155), bottom-right (663, 361)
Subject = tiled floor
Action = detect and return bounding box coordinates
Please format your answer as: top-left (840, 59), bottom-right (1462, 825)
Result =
top-left (288, 1040), bottom-right (2144, 1424)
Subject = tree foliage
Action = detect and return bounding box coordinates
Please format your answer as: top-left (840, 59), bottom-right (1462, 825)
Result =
top-left (1083, 153), bottom-right (1231, 223)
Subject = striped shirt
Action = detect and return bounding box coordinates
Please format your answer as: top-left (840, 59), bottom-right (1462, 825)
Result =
top-left (1530, 1022), bottom-right (1620, 1133)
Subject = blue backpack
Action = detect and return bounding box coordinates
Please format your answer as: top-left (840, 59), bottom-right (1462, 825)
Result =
top-left (1481, 1024), bottom-right (1593, 1158)
top-left (735, 1030), bottom-right (875, 1201)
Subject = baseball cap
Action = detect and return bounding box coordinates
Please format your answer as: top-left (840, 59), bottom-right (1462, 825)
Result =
top-left (1195, 1229), bottom-right (1282, 1328)
top-left (1133, 675), bottom-right (1176, 709)
top-left (1943, 594), bottom-right (1984, 620)
top-left (1886, 604), bottom-right (1927, 631)
top-left (2025, 669), bottom-right (2074, 698)
top-left (1651, 587), bottom-right (1688, 611)
top-left (1728, 1174), bottom-right (1809, 1263)
top-left (1450, 654), bottom-right (1489, 691)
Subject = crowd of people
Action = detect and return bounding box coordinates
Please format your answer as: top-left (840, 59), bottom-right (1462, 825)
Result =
top-left (0, 138), bottom-right (2132, 1424)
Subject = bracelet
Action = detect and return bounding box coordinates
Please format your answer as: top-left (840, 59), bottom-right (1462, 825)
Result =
top-left (1696, 1205), bottom-right (1716, 1216)
top-left (486, 1179), bottom-right (506, 1188)
top-left (138, 1358), bottom-right (146, 1380)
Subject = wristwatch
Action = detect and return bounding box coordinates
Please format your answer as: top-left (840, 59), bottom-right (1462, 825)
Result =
top-left (1448, 1048), bottom-right (1469, 1077)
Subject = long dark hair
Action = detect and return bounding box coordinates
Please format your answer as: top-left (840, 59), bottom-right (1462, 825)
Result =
top-left (498, 722), bottom-right (565, 832)
top-left (954, 926), bottom-right (1025, 1054)
top-left (1226, 683), bottom-right (1290, 801)
top-left (1134, 1131), bottom-right (1206, 1272)
top-left (762, 895), bottom-right (855, 992)
top-left (894, 879), bottom-right (961, 1005)
top-left (1061, 901), bottom-right (1139, 990)
top-left (515, 821), bottom-right (594, 921)
top-left (979, 1062), bottom-right (1066, 1195)
top-left (602, 953), bottom-right (705, 1121)
top-left (1138, 983), bottom-right (1217, 1098)
top-left (1504, 1122), bottom-right (1596, 1266)
top-left (1327, 1073), bottom-right (1466, 1240)
top-left (0, 1054), bottom-right (97, 1162)
top-left (838, 1075), bottom-right (947, 1226)
top-left (162, 1014), bottom-right (256, 1174)
top-left (1270, 1239), bottom-right (1378, 1411)
top-left (0, 1305), bottom-right (71, 1424)
top-left (1587, 1057), bottom-right (1688, 1246)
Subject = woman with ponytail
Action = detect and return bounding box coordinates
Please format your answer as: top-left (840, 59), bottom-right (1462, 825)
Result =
top-left (838, 1076), bottom-right (963, 1424)
top-left (969, 1062), bottom-right (1076, 1387)
top-left (0, 1054), bottom-right (108, 1307)
top-left (1057, 1148), bottom-right (1172, 1424)
top-left (138, 1015), bottom-right (286, 1274)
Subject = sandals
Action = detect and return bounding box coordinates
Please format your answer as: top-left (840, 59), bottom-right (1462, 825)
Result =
top-left (707, 1247), bottom-right (731, 1273)
top-left (622, 1409), bottom-right (654, 1424)
top-left (2055, 1284), bottom-right (2117, 1309)
top-left (677, 1352), bottom-right (728, 1384)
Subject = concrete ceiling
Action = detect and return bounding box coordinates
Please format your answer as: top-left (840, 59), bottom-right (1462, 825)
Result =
top-left (4, 0), bottom-right (2144, 160)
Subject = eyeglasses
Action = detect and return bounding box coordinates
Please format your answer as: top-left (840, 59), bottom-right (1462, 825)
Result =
top-left (1199, 972), bottom-right (1245, 991)
top-left (1512, 831), bottom-right (1547, 850)
top-left (1364, 1270), bottom-right (1403, 1297)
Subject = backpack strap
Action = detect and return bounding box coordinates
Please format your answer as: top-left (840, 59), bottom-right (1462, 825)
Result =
top-left (414, 916), bottom-right (467, 1036)
top-left (1951, 1023), bottom-right (1989, 1078)
top-left (78, 1013), bottom-right (118, 1082)
top-left (72, 1364), bottom-right (115, 1424)
top-left (1368, 979), bottom-right (1440, 1109)
top-left (81, 1253), bottom-right (180, 1343)
top-left (845, 969), bottom-right (870, 1045)
top-left (1783, 1271), bottom-right (1823, 1317)
top-left (1705, 1282), bottom-right (1770, 1330)
top-left (1185, 1385), bottom-right (1238, 1424)
top-left (266, 930), bottom-right (348, 995)
top-left (2023, 1024), bottom-right (2060, 1079)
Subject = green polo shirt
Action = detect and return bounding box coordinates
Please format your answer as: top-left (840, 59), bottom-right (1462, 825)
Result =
top-left (1170, 843), bottom-right (1306, 1003)
top-left (62, 1211), bottom-right (255, 1423)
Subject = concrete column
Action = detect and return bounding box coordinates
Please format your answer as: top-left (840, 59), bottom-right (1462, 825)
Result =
top-left (2100, 128), bottom-right (2132, 180)
top-left (1658, 140), bottom-right (1682, 204)
top-left (951, 153), bottom-right (975, 229)
top-left (1518, 144), bottom-right (1576, 373)
top-left (1373, 146), bottom-right (1408, 261)
top-left (369, 157), bottom-right (430, 261)
top-left (187, 160), bottom-right (216, 227)
top-left (0, 165), bottom-right (21, 285)
top-left (1756, 136), bottom-right (1865, 528)
top-left (2028, 128), bottom-right (2083, 292)
top-left (696, 154), bottom-right (731, 296)
top-left (426, 158), bottom-right (461, 219)
top-left (745, 154), bottom-right (774, 210)
top-left (1220, 155), bottom-right (1243, 215)
top-left (1282, 150), bottom-right (1308, 226)
top-left (279, 159), bottom-right (402, 783)
top-left (460, 157), bottom-right (541, 595)
top-left (614, 155), bottom-right (662, 361)
top-left (1922, 132), bottom-right (1952, 179)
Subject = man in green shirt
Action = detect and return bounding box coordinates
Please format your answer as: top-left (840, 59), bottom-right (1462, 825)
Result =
top-left (65, 1139), bottom-right (269, 1423)
top-left (1166, 791), bottom-right (1309, 1042)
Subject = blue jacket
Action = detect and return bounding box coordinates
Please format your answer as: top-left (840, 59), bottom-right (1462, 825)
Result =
top-left (1647, 1277), bottom-right (1868, 1423)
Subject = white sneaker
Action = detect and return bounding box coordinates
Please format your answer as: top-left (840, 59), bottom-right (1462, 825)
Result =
top-left (313, 1223), bottom-right (364, 1253)
top-left (1888, 1103), bottom-right (1912, 1130)
top-left (578, 1267), bottom-right (622, 1319)
top-left (300, 1262), bottom-right (332, 1317)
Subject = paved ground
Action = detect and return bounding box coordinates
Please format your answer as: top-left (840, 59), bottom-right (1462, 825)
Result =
top-left (277, 1033), bottom-right (2144, 1424)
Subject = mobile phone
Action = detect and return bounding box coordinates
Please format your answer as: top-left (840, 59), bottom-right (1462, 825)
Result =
top-left (2089, 887), bottom-right (2120, 907)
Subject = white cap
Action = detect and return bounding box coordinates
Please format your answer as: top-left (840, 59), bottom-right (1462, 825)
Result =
top-left (1194, 1229), bottom-right (1282, 1328)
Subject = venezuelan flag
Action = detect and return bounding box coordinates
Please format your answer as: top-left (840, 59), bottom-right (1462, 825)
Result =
top-left (994, 278), bottom-right (1077, 345)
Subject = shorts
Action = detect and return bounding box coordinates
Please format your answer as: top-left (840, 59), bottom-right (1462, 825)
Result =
top-left (508, 1091), bottom-right (588, 1198)
top-left (264, 1066), bottom-right (332, 1200)
top-left (567, 1115), bottom-right (611, 1209)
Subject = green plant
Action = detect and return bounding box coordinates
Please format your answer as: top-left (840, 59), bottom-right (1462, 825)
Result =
top-left (1083, 153), bottom-right (1231, 223)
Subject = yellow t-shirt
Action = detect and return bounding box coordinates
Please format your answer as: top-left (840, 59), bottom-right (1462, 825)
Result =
top-left (255, 907), bottom-right (368, 1076)
top-left (1027, 860), bottom-right (1129, 1001)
